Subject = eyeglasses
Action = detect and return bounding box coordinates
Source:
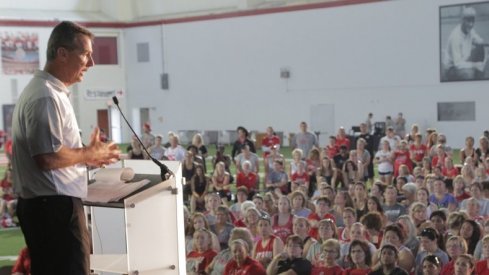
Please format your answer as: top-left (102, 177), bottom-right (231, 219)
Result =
top-left (322, 249), bottom-right (337, 254)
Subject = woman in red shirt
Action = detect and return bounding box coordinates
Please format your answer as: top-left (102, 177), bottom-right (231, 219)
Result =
top-left (253, 215), bottom-right (284, 268)
top-left (311, 239), bottom-right (343, 275)
top-left (187, 228), bottom-right (217, 274)
top-left (272, 196), bottom-right (295, 243)
top-left (476, 235), bottom-right (489, 275)
top-left (225, 239), bottom-right (266, 275)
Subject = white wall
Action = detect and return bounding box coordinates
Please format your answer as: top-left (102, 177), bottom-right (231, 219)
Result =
top-left (120, 0), bottom-right (488, 148)
top-left (1, 0), bottom-right (487, 148)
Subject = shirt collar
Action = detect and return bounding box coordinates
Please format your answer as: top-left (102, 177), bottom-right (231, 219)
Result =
top-left (34, 70), bottom-right (70, 96)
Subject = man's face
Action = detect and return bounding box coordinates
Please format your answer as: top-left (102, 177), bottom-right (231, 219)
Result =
top-left (380, 248), bottom-right (396, 267)
top-left (63, 34), bottom-right (94, 86)
top-left (462, 16), bottom-right (475, 34)
top-left (300, 122), bottom-right (307, 132)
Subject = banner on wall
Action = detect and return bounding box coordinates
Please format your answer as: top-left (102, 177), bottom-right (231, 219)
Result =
top-left (1, 32), bottom-right (39, 75)
top-left (84, 89), bottom-right (124, 100)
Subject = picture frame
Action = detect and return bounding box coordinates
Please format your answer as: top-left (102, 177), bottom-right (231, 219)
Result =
top-left (440, 1), bottom-right (489, 82)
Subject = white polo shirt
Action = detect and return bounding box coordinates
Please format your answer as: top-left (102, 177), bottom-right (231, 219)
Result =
top-left (12, 70), bottom-right (87, 199)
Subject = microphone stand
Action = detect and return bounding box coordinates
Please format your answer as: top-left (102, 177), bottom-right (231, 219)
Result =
top-left (112, 96), bottom-right (172, 181)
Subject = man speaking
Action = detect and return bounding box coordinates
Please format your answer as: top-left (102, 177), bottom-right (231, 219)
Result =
top-left (12, 21), bottom-right (120, 275)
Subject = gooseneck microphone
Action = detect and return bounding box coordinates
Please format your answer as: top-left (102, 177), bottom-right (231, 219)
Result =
top-left (112, 96), bottom-right (172, 180)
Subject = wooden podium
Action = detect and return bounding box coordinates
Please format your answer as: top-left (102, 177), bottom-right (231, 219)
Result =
top-left (86, 159), bottom-right (186, 275)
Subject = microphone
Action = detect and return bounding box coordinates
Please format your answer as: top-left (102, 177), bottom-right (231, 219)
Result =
top-left (112, 96), bottom-right (172, 180)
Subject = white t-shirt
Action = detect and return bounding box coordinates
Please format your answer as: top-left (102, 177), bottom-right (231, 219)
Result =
top-left (375, 150), bottom-right (393, 173)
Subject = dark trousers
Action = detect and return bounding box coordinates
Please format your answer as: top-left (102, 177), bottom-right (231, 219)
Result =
top-left (17, 196), bottom-right (90, 275)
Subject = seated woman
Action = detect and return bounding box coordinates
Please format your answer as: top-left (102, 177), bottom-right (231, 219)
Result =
top-left (211, 161), bottom-right (231, 204)
top-left (375, 140), bottom-right (394, 185)
top-left (224, 239), bottom-right (266, 275)
top-left (290, 190), bottom-right (312, 218)
top-left (206, 227), bottom-right (254, 275)
top-left (460, 219), bottom-right (482, 255)
top-left (186, 228), bottom-right (217, 274)
top-left (409, 202), bottom-right (428, 233)
top-left (210, 205), bottom-right (234, 250)
top-left (242, 207), bottom-right (260, 241)
top-left (186, 212), bottom-right (221, 253)
top-left (272, 196), bottom-right (295, 243)
top-left (441, 235), bottom-right (468, 274)
top-left (190, 164), bottom-right (210, 213)
top-left (342, 239), bottom-right (372, 274)
top-left (475, 235), bottom-right (489, 273)
top-left (316, 156), bottom-right (334, 186)
top-left (453, 254), bottom-right (475, 275)
top-left (267, 235), bottom-right (313, 275)
top-left (291, 161), bottom-right (310, 193)
top-left (236, 160), bottom-right (258, 200)
top-left (340, 223), bottom-right (377, 268)
top-left (252, 215), bottom-right (284, 268)
top-left (397, 215), bottom-right (420, 256)
top-left (292, 217), bottom-right (317, 258)
top-left (311, 239), bottom-right (343, 274)
top-left (289, 148), bottom-right (306, 179)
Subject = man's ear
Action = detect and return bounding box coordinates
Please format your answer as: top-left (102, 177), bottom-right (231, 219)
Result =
top-left (56, 47), bottom-right (69, 61)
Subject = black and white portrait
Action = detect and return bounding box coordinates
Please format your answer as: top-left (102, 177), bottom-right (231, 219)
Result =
top-left (440, 2), bottom-right (489, 82)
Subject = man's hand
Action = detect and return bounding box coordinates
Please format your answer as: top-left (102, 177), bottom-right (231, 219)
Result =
top-left (85, 128), bottom-right (121, 167)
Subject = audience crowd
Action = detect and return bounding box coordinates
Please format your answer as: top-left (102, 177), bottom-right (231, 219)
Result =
top-left (177, 119), bottom-right (489, 275)
top-left (4, 115), bottom-right (489, 275)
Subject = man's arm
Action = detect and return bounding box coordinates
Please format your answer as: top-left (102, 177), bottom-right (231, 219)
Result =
top-left (34, 128), bottom-right (120, 170)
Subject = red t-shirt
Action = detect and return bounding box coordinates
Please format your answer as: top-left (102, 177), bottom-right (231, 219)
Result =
top-left (255, 235), bottom-right (278, 263)
top-left (224, 256), bottom-right (266, 275)
top-left (441, 259), bottom-right (454, 274)
top-left (442, 167), bottom-right (459, 178)
top-left (432, 155), bottom-right (446, 169)
top-left (291, 172), bottom-right (309, 185)
top-left (325, 145), bottom-right (339, 159)
top-left (409, 144), bottom-right (427, 162)
top-left (272, 214), bottom-right (294, 243)
top-left (262, 136), bottom-right (280, 158)
top-left (476, 260), bottom-right (489, 275)
top-left (335, 137), bottom-right (351, 150)
top-left (236, 171), bottom-right (258, 191)
top-left (454, 191), bottom-right (471, 203)
top-left (393, 150), bottom-right (412, 177)
top-left (312, 265), bottom-right (343, 275)
top-left (342, 267), bottom-right (370, 275)
top-left (187, 249), bottom-right (217, 273)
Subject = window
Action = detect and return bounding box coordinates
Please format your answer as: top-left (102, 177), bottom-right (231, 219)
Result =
top-left (92, 37), bottom-right (118, 65)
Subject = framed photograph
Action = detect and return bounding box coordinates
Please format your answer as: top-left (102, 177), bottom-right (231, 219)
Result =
top-left (440, 1), bottom-right (489, 82)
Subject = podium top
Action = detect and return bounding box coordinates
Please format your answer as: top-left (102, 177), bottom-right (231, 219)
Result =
top-left (83, 173), bottom-right (166, 208)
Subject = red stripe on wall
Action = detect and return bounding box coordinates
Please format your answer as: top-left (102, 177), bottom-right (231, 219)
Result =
top-left (0, 0), bottom-right (384, 28)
